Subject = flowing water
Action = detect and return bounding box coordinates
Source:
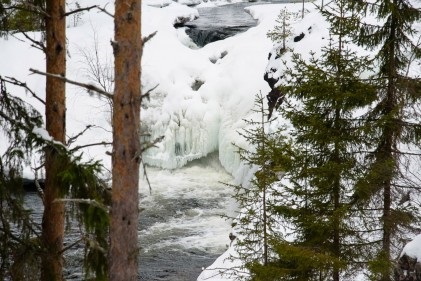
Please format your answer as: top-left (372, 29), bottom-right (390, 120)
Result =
top-left (139, 153), bottom-right (236, 280)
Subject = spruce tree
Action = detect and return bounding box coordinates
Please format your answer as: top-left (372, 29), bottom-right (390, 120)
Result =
top-left (227, 94), bottom-right (290, 280)
top-left (267, 8), bottom-right (293, 52)
top-left (0, 84), bottom-right (109, 281)
top-left (348, 0), bottom-right (421, 279)
top-left (258, 1), bottom-right (378, 279)
top-left (0, 0), bottom-right (46, 36)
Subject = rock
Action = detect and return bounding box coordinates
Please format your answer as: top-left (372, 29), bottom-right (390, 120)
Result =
top-left (293, 32), bottom-right (305, 42)
top-left (394, 254), bottom-right (421, 281)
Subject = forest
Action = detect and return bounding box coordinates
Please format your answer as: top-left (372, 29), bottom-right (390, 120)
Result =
top-left (0, 0), bottom-right (421, 280)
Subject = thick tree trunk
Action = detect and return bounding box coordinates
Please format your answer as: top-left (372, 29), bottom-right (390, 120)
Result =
top-left (41, 0), bottom-right (66, 280)
top-left (109, 0), bottom-right (142, 280)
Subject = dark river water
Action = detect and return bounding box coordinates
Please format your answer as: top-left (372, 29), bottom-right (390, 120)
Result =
top-left (185, 0), bottom-right (302, 46)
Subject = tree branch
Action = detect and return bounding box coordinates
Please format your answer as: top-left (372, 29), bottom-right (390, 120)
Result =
top-left (69, 141), bottom-right (113, 152)
top-left (21, 31), bottom-right (46, 52)
top-left (96, 4), bottom-right (114, 18)
top-left (3, 76), bottom-right (45, 105)
top-left (67, 125), bottom-right (94, 146)
top-left (141, 84), bottom-right (159, 102)
top-left (4, 3), bottom-right (50, 18)
top-left (141, 159), bottom-right (152, 195)
top-left (140, 136), bottom-right (164, 153)
top-left (143, 31), bottom-right (157, 44)
top-left (63, 5), bottom-right (98, 18)
top-left (29, 68), bottom-right (113, 99)
top-left (53, 198), bottom-right (108, 212)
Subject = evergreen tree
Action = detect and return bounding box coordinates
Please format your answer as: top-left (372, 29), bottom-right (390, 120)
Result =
top-left (267, 8), bottom-right (293, 52)
top-left (0, 78), bottom-right (110, 280)
top-left (348, 0), bottom-right (421, 280)
top-left (0, 78), bottom-right (44, 281)
top-left (0, 0), bottom-right (46, 36)
top-left (259, 1), bottom-right (378, 279)
top-left (227, 94), bottom-right (290, 280)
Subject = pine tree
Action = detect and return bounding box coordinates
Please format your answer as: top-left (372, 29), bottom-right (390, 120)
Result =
top-left (261, 1), bottom-right (378, 279)
top-left (348, 0), bottom-right (421, 280)
top-left (109, 0), bottom-right (142, 279)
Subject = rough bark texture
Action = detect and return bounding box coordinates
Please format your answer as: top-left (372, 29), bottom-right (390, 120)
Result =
top-left (109, 0), bottom-right (142, 280)
top-left (41, 0), bottom-right (66, 280)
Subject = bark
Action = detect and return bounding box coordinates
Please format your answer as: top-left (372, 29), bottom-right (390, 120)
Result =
top-left (41, 0), bottom-right (66, 280)
top-left (109, 0), bottom-right (142, 280)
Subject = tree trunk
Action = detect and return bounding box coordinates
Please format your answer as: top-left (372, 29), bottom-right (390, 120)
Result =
top-left (41, 0), bottom-right (66, 280)
top-left (109, 0), bottom-right (142, 280)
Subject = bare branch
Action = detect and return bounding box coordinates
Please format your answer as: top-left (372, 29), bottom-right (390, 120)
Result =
top-left (21, 31), bottom-right (46, 52)
top-left (143, 31), bottom-right (157, 44)
top-left (29, 68), bottom-right (113, 99)
top-left (96, 4), bottom-right (114, 18)
top-left (63, 5), bottom-right (98, 17)
top-left (141, 159), bottom-right (152, 195)
top-left (59, 238), bottom-right (83, 254)
top-left (141, 84), bottom-right (159, 102)
top-left (53, 198), bottom-right (109, 213)
top-left (67, 125), bottom-right (94, 146)
top-left (3, 76), bottom-right (46, 105)
top-left (140, 136), bottom-right (164, 153)
top-left (34, 176), bottom-right (45, 205)
top-left (69, 141), bottom-right (113, 152)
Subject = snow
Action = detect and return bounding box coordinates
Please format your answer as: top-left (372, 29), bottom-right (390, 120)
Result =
top-left (401, 234), bottom-right (421, 260)
top-left (1, 0), bottom-right (421, 279)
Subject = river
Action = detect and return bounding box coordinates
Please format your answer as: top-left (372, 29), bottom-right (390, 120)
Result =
top-left (23, 1), bottom-right (286, 280)
top-left (139, 153), bottom-right (236, 280)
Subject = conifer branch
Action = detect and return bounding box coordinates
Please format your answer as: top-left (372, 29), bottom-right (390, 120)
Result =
top-left (3, 3), bottom-right (50, 18)
top-left (29, 68), bottom-right (113, 99)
